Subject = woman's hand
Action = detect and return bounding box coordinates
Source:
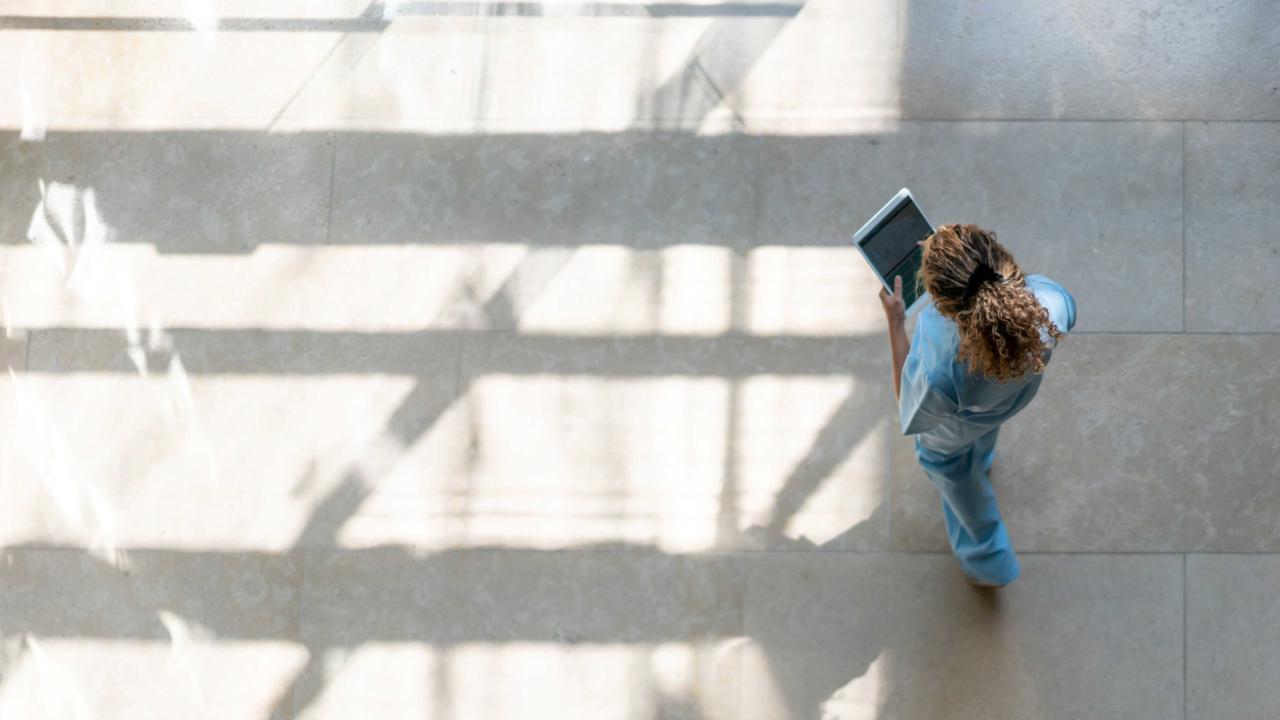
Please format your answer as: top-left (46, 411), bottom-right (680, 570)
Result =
top-left (879, 275), bottom-right (907, 329)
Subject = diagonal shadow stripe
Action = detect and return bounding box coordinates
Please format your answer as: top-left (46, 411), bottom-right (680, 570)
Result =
top-left (277, 372), bottom-right (469, 717)
top-left (291, 381), bottom-right (467, 548)
top-left (764, 386), bottom-right (888, 535)
top-left (638, 0), bottom-right (802, 124)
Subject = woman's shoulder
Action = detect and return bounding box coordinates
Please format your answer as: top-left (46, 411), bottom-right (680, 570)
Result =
top-left (1024, 273), bottom-right (1066, 292)
top-left (910, 302), bottom-right (963, 389)
top-left (1025, 274), bottom-right (1077, 332)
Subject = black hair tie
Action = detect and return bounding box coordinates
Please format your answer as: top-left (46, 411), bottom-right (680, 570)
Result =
top-left (961, 262), bottom-right (1004, 304)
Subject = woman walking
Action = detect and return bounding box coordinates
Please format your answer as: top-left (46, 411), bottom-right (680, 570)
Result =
top-left (878, 224), bottom-right (1076, 586)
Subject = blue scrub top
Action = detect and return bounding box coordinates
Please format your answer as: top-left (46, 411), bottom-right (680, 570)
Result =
top-left (899, 274), bottom-right (1077, 455)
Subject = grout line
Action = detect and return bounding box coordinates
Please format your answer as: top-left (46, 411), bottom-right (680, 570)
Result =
top-left (826, 118), bottom-right (1280, 123)
top-left (1183, 553), bottom-right (1188, 720)
top-left (13, 327), bottom-right (1280, 338)
top-left (4, 118), bottom-right (1276, 137)
top-left (885, 473), bottom-right (893, 546)
top-left (295, 548), bottom-right (307, 718)
top-left (446, 118), bottom-right (1280, 125)
top-left (748, 132), bottom-right (762, 252)
top-left (324, 134), bottom-right (338, 245)
top-left (736, 552), bottom-right (745, 720)
top-left (12, 326), bottom-right (1280, 338)
top-left (1073, 330), bottom-right (1280, 337)
top-left (13, 545), bottom-right (1280, 557)
top-left (453, 336), bottom-right (466, 400)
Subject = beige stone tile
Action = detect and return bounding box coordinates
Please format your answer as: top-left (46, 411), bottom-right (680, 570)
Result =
top-left (13, 326), bottom-right (892, 553)
top-left (892, 335), bottom-right (1280, 552)
top-left (0, 373), bottom-right (466, 551)
top-left (1187, 554), bottom-right (1280, 720)
top-left (0, 0), bottom-right (907, 133)
top-left (731, 374), bottom-right (892, 552)
top-left (276, 18), bottom-right (482, 132)
top-left (0, 547), bottom-right (299, 641)
top-left (1, 329), bottom-right (27, 370)
top-left (8, 329), bottom-right (464, 550)
top-left (455, 331), bottom-right (892, 551)
top-left (509, 244), bottom-right (732, 336)
top-left (0, 1), bottom-right (372, 18)
top-left (897, 1), bottom-right (1280, 120)
top-left (741, 553), bottom-right (1183, 720)
top-left (1186, 122), bottom-right (1280, 331)
top-left (329, 131), bottom-right (757, 251)
top-left (296, 548), bottom-right (742, 720)
top-left (758, 123), bottom-right (1184, 332)
top-left (0, 243), bottom-right (497, 332)
top-left (386, 369), bottom-right (736, 552)
top-left (0, 129), bottom-right (971, 338)
top-left (743, 245), bottom-right (889, 337)
top-left (4, 0), bottom-right (1275, 131)
top-left (0, 220), bottom-right (885, 340)
top-left (0, 30), bottom-right (342, 129)
top-left (730, 5), bottom-right (906, 126)
top-left (468, 15), bottom-right (745, 130)
top-left (421, 1), bottom-right (897, 132)
top-left (0, 547), bottom-right (304, 720)
top-left (0, 242), bottom-right (886, 336)
top-left (0, 131), bottom-right (332, 253)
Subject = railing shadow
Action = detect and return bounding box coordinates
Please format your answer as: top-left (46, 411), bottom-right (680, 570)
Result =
top-left (4, 123), bottom-right (900, 717)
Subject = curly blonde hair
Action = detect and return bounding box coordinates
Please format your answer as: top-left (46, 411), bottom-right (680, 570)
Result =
top-left (920, 224), bottom-right (1062, 381)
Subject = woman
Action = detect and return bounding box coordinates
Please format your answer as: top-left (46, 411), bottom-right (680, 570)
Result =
top-left (878, 224), bottom-right (1076, 586)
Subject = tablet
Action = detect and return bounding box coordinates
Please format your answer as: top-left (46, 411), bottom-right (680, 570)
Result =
top-left (852, 188), bottom-right (937, 314)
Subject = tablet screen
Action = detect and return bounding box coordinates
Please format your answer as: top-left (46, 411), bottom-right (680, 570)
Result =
top-left (858, 199), bottom-right (932, 309)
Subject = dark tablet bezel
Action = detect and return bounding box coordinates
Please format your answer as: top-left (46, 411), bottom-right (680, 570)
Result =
top-left (851, 188), bottom-right (937, 314)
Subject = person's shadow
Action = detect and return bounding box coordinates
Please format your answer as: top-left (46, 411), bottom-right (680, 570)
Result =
top-left (741, 484), bottom-right (1016, 719)
top-left (742, 548), bottom-right (1014, 717)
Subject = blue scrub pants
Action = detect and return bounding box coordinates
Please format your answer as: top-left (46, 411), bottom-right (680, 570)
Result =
top-left (915, 428), bottom-right (1020, 585)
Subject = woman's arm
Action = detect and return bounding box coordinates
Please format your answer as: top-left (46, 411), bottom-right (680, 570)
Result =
top-left (879, 275), bottom-right (911, 401)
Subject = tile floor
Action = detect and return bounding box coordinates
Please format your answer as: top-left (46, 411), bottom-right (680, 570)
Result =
top-left (1, 1), bottom-right (1278, 718)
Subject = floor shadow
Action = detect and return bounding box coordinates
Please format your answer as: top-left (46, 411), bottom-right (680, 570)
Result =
top-left (4, 0), bottom-right (1250, 713)
top-left (0, 535), bottom-right (1019, 719)
top-left (0, 129), bottom-right (883, 253)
